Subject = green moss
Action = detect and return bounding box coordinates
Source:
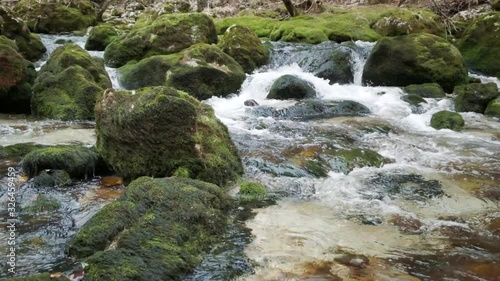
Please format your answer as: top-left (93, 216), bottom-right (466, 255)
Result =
top-left (32, 43), bottom-right (111, 120)
top-left (0, 142), bottom-right (45, 160)
top-left (329, 148), bottom-right (390, 174)
top-left (95, 86), bottom-right (243, 185)
top-left (401, 94), bottom-right (427, 106)
top-left (33, 169), bottom-right (72, 188)
top-left (104, 13), bottom-right (217, 67)
top-left (218, 25), bottom-right (269, 73)
top-left (240, 181), bottom-right (268, 196)
top-left (404, 83), bottom-right (446, 97)
top-left (119, 54), bottom-right (182, 89)
top-left (454, 82), bottom-right (499, 113)
top-left (363, 33), bottom-right (468, 92)
top-left (173, 167), bottom-right (190, 178)
top-left (267, 75), bottom-right (316, 100)
top-left (20, 145), bottom-right (99, 178)
top-left (485, 96), bottom-right (500, 117)
top-left (215, 16), bottom-right (277, 37)
top-left (372, 8), bottom-right (443, 36)
top-left (458, 13), bottom-right (500, 78)
top-left (85, 25), bottom-right (119, 51)
top-left (23, 194), bottom-right (61, 213)
top-left (430, 110), bottom-right (464, 131)
top-left (14, 0), bottom-right (97, 34)
top-left (68, 177), bottom-right (232, 280)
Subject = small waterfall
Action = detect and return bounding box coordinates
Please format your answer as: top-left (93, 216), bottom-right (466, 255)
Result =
top-left (351, 41), bottom-right (375, 85)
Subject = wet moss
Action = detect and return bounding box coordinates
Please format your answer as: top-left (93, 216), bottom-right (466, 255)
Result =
top-left (430, 110), bottom-right (465, 131)
top-left (23, 194), bottom-right (61, 213)
top-left (454, 82), bottom-right (499, 113)
top-left (485, 96), bottom-right (500, 118)
top-left (32, 43), bottom-right (111, 120)
top-left (0, 143), bottom-right (45, 160)
top-left (104, 13), bottom-right (217, 67)
top-left (218, 25), bottom-right (269, 73)
top-left (85, 25), bottom-right (119, 51)
top-left (401, 94), bottom-right (427, 106)
top-left (240, 181), bottom-right (268, 196)
top-left (33, 169), bottom-right (72, 188)
top-left (95, 86), bottom-right (243, 185)
top-left (69, 177), bottom-right (232, 280)
top-left (20, 145), bottom-right (99, 179)
top-left (404, 83), bottom-right (446, 98)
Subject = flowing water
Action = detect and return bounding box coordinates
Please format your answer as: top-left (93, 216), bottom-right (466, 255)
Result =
top-left (1, 36), bottom-right (499, 280)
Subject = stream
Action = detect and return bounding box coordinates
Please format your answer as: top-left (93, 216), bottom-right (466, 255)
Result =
top-left (1, 33), bottom-right (499, 280)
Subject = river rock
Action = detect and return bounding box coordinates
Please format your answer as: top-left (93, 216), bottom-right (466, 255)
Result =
top-left (119, 44), bottom-right (245, 100)
top-left (0, 5), bottom-right (46, 61)
top-left (244, 99), bottom-right (259, 106)
top-left (0, 143), bottom-right (45, 161)
top-left (20, 145), bottom-right (99, 179)
top-left (85, 25), bottom-right (119, 51)
top-left (218, 25), bottom-right (269, 73)
top-left (404, 83), bottom-right (446, 98)
top-left (485, 96), bottom-right (500, 117)
top-left (68, 176), bottom-right (231, 280)
top-left (252, 100), bottom-right (370, 121)
top-left (362, 33), bottom-right (468, 92)
top-left (95, 86), bottom-right (243, 185)
top-left (13, 0), bottom-right (97, 34)
top-left (454, 82), bottom-right (499, 113)
top-left (367, 173), bottom-right (444, 201)
top-left (371, 9), bottom-right (443, 36)
top-left (32, 43), bottom-right (111, 120)
top-left (104, 13), bottom-right (217, 67)
top-left (458, 12), bottom-right (500, 78)
top-left (0, 36), bottom-right (37, 114)
top-left (430, 110), bottom-right (465, 131)
top-left (401, 94), bottom-right (427, 106)
top-left (267, 75), bottom-right (316, 100)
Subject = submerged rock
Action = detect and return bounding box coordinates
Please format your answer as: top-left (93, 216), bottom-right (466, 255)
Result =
top-left (33, 169), bottom-right (72, 188)
top-left (244, 99), bottom-right (259, 106)
top-left (218, 25), bottom-right (269, 73)
top-left (32, 43), bottom-right (111, 120)
top-left (454, 82), bottom-right (499, 113)
top-left (85, 25), bottom-right (119, 51)
top-left (362, 33), bottom-right (468, 92)
top-left (20, 145), bottom-right (99, 179)
top-left (251, 100), bottom-right (370, 121)
top-left (458, 12), bottom-right (500, 78)
top-left (0, 5), bottom-right (46, 61)
top-left (95, 86), bottom-right (243, 185)
top-left (404, 83), bottom-right (446, 98)
top-left (367, 174), bottom-right (444, 200)
top-left (430, 110), bottom-right (465, 131)
top-left (119, 44), bottom-right (245, 100)
top-left (104, 13), bottom-right (217, 67)
top-left (267, 75), bottom-right (316, 100)
top-left (401, 94), bottom-right (427, 106)
top-left (68, 177), bottom-right (232, 280)
top-left (13, 0), bottom-right (97, 34)
top-left (0, 36), bottom-right (37, 114)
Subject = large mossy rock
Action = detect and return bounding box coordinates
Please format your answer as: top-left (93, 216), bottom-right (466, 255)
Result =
top-left (404, 83), bottom-right (446, 98)
top-left (371, 9), bottom-right (443, 36)
top-left (218, 25), bottom-right (269, 73)
top-left (119, 44), bottom-right (245, 100)
top-left (104, 13), bottom-right (217, 67)
top-left (68, 176), bottom-right (232, 280)
top-left (95, 86), bottom-right (243, 185)
top-left (20, 145), bottom-right (99, 178)
top-left (0, 5), bottom-right (46, 61)
top-left (430, 110), bottom-right (465, 131)
top-left (85, 25), bottom-right (119, 51)
top-left (267, 75), bottom-right (316, 100)
top-left (362, 33), bottom-right (468, 93)
top-left (454, 82), bottom-right (499, 113)
top-left (0, 142), bottom-right (45, 160)
top-left (0, 36), bottom-right (36, 114)
top-left (32, 43), bottom-right (111, 120)
top-left (458, 12), bottom-right (500, 78)
top-left (485, 96), bottom-right (500, 117)
top-left (14, 0), bottom-right (97, 34)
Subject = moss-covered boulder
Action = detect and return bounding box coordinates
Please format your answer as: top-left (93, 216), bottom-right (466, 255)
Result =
top-left (430, 110), bottom-right (465, 131)
top-left (85, 25), bottom-right (119, 51)
top-left (0, 143), bottom-right (45, 160)
top-left (485, 96), bottom-right (500, 117)
top-left (67, 176), bottom-right (232, 280)
top-left (14, 0), bottom-right (97, 34)
top-left (32, 43), bottom-right (111, 120)
top-left (33, 169), bottom-right (72, 188)
top-left (267, 75), bottom-right (316, 100)
top-left (404, 83), bottom-right (446, 98)
top-left (454, 82), bottom-right (499, 113)
top-left (362, 33), bottom-right (468, 92)
top-left (104, 13), bottom-right (217, 67)
top-left (458, 13), bottom-right (500, 78)
top-left (95, 86), bottom-right (243, 185)
top-left (120, 44), bottom-right (245, 100)
top-left (218, 25), bottom-right (269, 73)
top-left (0, 36), bottom-right (36, 114)
top-left (401, 94), bottom-right (427, 106)
top-left (20, 145), bottom-right (99, 179)
top-left (372, 9), bottom-right (443, 36)
top-left (0, 5), bottom-right (46, 61)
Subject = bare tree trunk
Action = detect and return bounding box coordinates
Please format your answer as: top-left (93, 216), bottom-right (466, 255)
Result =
top-left (282, 0), bottom-right (297, 17)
